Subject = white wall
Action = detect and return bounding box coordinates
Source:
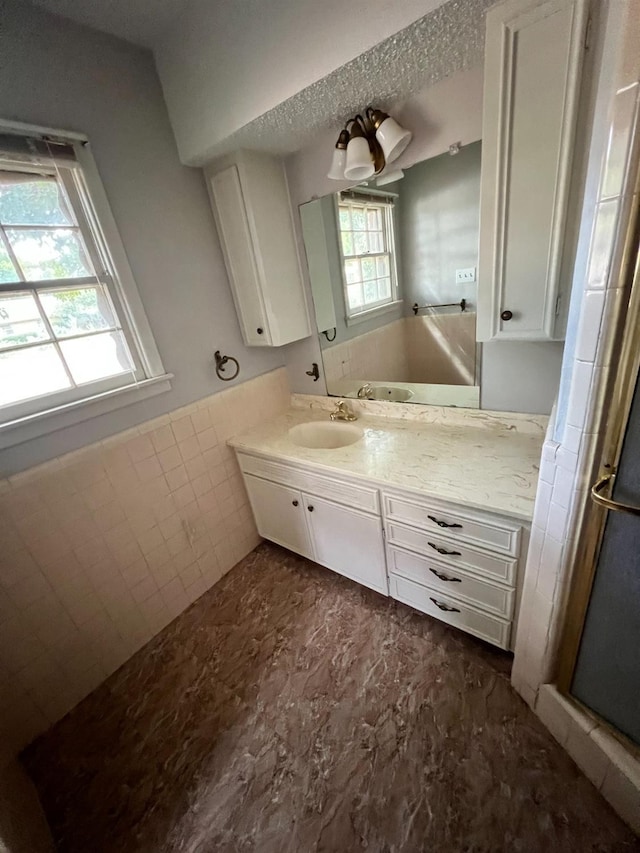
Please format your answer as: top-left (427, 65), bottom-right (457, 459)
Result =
top-left (155, 0), bottom-right (448, 166)
top-left (284, 68), bottom-right (564, 413)
top-left (0, 1), bottom-right (283, 476)
top-left (480, 342), bottom-right (565, 413)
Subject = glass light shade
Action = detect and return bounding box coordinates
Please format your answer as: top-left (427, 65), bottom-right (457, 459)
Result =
top-left (375, 117), bottom-right (412, 164)
top-left (327, 146), bottom-right (347, 180)
top-left (376, 167), bottom-right (404, 187)
top-left (344, 136), bottom-right (375, 181)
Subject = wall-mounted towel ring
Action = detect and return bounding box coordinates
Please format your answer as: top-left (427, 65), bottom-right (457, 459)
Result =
top-left (305, 362), bottom-right (320, 381)
top-left (214, 350), bottom-right (240, 381)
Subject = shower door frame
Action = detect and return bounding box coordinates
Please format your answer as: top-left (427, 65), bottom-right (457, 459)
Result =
top-left (556, 192), bottom-right (640, 749)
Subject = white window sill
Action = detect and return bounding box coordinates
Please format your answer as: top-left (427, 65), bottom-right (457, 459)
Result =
top-left (0, 374), bottom-right (173, 450)
top-left (345, 300), bottom-right (403, 327)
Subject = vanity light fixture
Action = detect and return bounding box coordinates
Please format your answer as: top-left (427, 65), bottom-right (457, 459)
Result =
top-left (327, 107), bottom-right (412, 181)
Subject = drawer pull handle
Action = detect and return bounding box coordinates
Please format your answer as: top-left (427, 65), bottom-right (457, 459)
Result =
top-left (428, 515), bottom-right (462, 529)
top-left (430, 597), bottom-right (460, 613)
top-left (292, 500), bottom-right (299, 507)
top-left (429, 568), bottom-right (461, 583)
top-left (428, 542), bottom-right (461, 556)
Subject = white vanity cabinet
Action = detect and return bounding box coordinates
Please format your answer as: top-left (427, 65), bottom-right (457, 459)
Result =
top-left (236, 449), bottom-right (527, 650)
top-left (382, 491), bottom-right (524, 650)
top-left (205, 150), bottom-right (311, 347)
top-left (301, 494), bottom-right (387, 595)
top-left (242, 474), bottom-right (313, 559)
top-left (477, 0), bottom-right (589, 342)
top-left (239, 453), bottom-right (388, 595)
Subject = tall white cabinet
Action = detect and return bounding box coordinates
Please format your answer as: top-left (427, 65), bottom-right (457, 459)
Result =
top-left (477, 0), bottom-right (590, 342)
top-left (205, 150), bottom-right (311, 347)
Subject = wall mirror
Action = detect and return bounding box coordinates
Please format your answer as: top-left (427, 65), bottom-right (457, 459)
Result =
top-left (300, 142), bottom-right (482, 408)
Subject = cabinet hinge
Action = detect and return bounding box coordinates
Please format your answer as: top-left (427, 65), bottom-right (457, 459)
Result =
top-left (584, 14), bottom-right (593, 50)
top-left (555, 292), bottom-right (562, 317)
top-left (382, 527), bottom-right (386, 539)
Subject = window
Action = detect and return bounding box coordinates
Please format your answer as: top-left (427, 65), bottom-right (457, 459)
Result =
top-left (0, 129), bottom-right (166, 434)
top-left (337, 192), bottom-right (398, 319)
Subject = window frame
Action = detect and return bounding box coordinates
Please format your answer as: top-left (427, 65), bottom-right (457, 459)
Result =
top-left (335, 192), bottom-right (400, 323)
top-left (0, 120), bottom-right (170, 448)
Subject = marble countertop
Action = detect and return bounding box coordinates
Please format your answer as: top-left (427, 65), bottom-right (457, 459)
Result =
top-left (229, 403), bottom-right (547, 523)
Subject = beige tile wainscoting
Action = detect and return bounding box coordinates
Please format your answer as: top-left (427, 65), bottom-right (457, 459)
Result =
top-left (0, 367), bottom-right (290, 759)
top-left (322, 312), bottom-right (477, 387)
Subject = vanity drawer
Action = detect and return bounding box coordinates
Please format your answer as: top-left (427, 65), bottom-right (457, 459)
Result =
top-left (237, 452), bottom-right (379, 514)
top-left (389, 574), bottom-right (511, 650)
top-left (383, 492), bottom-right (521, 557)
top-left (387, 546), bottom-right (515, 619)
top-left (385, 521), bottom-right (517, 585)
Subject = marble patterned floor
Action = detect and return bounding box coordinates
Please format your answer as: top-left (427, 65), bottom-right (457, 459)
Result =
top-left (23, 543), bottom-right (639, 853)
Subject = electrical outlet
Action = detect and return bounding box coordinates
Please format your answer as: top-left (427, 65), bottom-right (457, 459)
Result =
top-left (456, 267), bottom-right (476, 284)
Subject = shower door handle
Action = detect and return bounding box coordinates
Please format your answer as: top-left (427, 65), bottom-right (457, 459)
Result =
top-left (590, 474), bottom-right (640, 517)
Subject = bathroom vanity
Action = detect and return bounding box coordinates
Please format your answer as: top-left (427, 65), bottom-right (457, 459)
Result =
top-left (230, 400), bottom-right (545, 650)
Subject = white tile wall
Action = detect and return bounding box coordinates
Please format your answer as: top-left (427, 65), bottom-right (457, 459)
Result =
top-left (512, 0), bottom-right (640, 833)
top-left (0, 367), bottom-right (290, 761)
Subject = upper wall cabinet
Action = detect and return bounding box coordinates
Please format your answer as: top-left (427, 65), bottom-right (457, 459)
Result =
top-left (477, 0), bottom-right (589, 342)
top-left (205, 151), bottom-right (311, 347)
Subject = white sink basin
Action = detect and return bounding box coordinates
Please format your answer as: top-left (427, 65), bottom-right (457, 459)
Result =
top-left (368, 386), bottom-right (414, 402)
top-left (288, 421), bottom-right (363, 449)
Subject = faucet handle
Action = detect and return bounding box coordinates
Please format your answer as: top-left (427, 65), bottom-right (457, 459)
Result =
top-left (331, 400), bottom-right (357, 421)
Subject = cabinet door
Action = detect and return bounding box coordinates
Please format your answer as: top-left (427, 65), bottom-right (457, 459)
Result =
top-left (239, 151), bottom-right (311, 346)
top-left (209, 166), bottom-right (271, 347)
top-left (302, 495), bottom-right (388, 595)
top-left (243, 474), bottom-right (312, 558)
top-left (477, 0), bottom-right (588, 342)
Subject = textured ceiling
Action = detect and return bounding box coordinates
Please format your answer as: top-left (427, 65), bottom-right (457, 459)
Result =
top-left (27, 0), bottom-right (493, 158)
top-left (29, 0), bottom-right (188, 47)
top-left (211, 0), bottom-right (494, 158)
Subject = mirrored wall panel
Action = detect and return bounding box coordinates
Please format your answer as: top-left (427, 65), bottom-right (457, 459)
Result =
top-left (300, 142), bottom-right (482, 407)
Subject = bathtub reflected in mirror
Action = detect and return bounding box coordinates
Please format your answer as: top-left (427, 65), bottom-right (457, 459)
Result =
top-left (300, 142), bottom-right (482, 408)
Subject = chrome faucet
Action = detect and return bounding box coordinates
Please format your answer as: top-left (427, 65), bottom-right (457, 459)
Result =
top-left (357, 383), bottom-right (373, 399)
top-left (330, 400), bottom-right (358, 421)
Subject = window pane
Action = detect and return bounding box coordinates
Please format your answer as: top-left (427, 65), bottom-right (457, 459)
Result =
top-left (351, 208), bottom-right (366, 230)
top-left (59, 331), bottom-right (133, 385)
top-left (347, 284), bottom-right (364, 310)
top-left (369, 231), bottom-right (384, 253)
top-left (340, 231), bottom-right (353, 256)
top-left (376, 256), bottom-right (390, 277)
top-left (6, 228), bottom-right (92, 281)
top-left (363, 280), bottom-right (378, 304)
top-left (344, 259), bottom-right (361, 284)
top-left (367, 209), bottom-right (381, 231)
top-left (0, 344), bottom-right (71, 406)
top-left (39, 286), bottom-right (117, 338)
top-left (339, 207), bottom-right (351, 230)
top-left (378, 277), bottom-right (392, 300)
top-left (0, 292), bottom-right (49, 350)
top-left (354, 231), bottom-right (368, 255)
top-left (0, 240), bottom-right (19, 283)
top-left (0, 176), bottom-right (74, 226)
top-left (361, 258), bottom-right (376, 280)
